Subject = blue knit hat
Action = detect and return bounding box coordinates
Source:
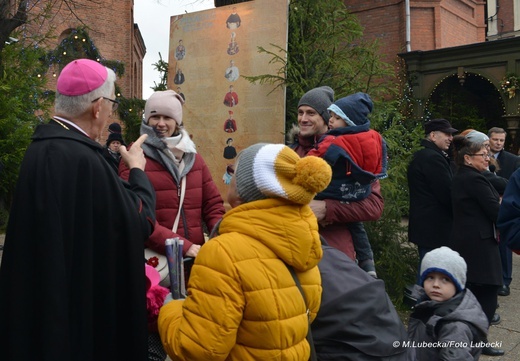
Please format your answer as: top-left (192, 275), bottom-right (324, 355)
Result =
top-left (328, 92), bottom-right (373, 127)
top-left (420, 246), bottom-right (467, 292)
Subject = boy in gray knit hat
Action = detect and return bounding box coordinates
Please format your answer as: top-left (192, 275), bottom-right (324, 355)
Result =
top-left (408, 246), bottom-right (489, 360)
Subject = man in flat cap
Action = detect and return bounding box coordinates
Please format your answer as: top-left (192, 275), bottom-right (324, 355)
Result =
top-left (407, 118), bottom-right (458, 279)
top-left (0, 59), bottom-right (156, 361)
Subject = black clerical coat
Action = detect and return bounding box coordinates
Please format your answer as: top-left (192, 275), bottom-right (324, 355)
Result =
top-left (0, 120), bottom-right (156, 361)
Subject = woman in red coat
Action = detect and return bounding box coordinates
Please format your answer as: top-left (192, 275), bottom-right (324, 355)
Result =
top-left (120, 90), bottom-right (225, 259)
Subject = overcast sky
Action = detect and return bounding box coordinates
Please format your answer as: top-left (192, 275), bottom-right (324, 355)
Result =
top-left (134, 0), bottom-right (214, 99)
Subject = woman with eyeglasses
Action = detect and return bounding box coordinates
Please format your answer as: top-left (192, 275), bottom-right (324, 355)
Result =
top-left (459, 129), bottom-right (508, 195)
top-left (450, 134), bottom-right (504, 357)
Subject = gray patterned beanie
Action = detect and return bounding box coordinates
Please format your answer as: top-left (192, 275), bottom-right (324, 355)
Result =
top-left (420, 246), bottom-right (467, 292)
top-left (298, 86), bottom-right (334, 125)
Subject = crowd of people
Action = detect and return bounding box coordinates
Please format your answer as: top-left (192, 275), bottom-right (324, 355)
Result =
top-left (0, 57), bottom-right (519, 360)
top-left (407, 119), bottom-right (520, 357)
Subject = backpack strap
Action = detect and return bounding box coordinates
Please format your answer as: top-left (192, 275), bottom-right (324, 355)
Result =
top-left (286, 264), bottom-right (318, 361)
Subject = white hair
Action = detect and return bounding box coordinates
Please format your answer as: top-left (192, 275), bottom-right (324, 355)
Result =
top-left (54, 67), bottom-right (116, 118)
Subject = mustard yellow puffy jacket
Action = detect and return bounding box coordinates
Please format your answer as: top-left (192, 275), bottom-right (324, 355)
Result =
top-left (158, 198), bottom-right (323, 360)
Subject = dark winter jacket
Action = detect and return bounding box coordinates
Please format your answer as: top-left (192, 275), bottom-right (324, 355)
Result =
top-left (102, 146), bottom-right (121, 174)
top-left (313, 245), bottom-right (409, 361)
top-left (483, 170), bottom-right (508, 195)
top-left (120, 123), bottom-right (225, 256)
top-left (408, 288), bottom-right (488, 361)
top-left (495, 149), bottom-right (520, 179)
top-left (451, 165), bottom-right (502, 286)
top-left (407, 139), bottom-right (454, 248)
top-left (498, 168), bottom-right (520, 253)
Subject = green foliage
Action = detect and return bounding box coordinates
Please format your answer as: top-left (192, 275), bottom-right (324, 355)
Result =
top-left (43, 27), bottom-right (125, 77)
top-left (243, 0), bottom-right (394, 131)
top-left (0, 26), bottom-right (135, 215)
top-left (243, 0), bottom-right (418, 304)
top-left (0, 38), bottom-right (53, 209)
top-left (366, 104), bottom-right (424, 306)
top-left (117, 97), bottom-right (145, 142)
top-left (151, 52), bottom-right (168, 92)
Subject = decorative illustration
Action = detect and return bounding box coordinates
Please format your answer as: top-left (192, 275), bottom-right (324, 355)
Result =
top-left (224, 110), bottom-right (237, 133)
top-left (222, 164), bottom-right (234, 185)
top-left (177, 86), bottom-right (185, 101)
top-left (223, 85), bottom-right (239, 107)
top-left (223, 137), bottom-right (237, 160)
top-left (227, 32), bottom-right (239, 55)
top-left (174, 67), bottom-right (185, 85)
top-left (226, 7), bottom-right (241, 29)
top-left (224, 59), bottom-right (240, 82)
top-left (175, 39), bottom-right (186, 60)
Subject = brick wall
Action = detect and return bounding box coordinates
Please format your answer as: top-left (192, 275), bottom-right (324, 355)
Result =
top-left (345, 0), bottom-right (406, 63)
top-left (345, 0), bottom-right (485, 55)
top-left (26, 0), bottom-right (143, 100)
top-left (23, 0), bottom-right (145, 142)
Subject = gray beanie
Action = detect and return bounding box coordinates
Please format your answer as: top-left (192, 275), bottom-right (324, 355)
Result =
top-left (420, 246), bottom-right (467, 292)
top-left (297, 86), bottom-right (334, 125)
top-left (465, 130), bottom-right (489, 144)
top-left (235, 143), bottom-right (332, 205)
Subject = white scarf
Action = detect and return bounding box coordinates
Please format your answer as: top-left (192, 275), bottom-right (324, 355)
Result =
top-left (162, 128), bottom-right (197, 165)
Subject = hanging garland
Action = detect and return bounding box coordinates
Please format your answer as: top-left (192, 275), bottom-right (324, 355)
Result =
top-left (43, 27), bottom-right (125, 77)
top-left (41, 27), bottom-right (146, 139)
top-left (500, 73), bottom-right (520, 99)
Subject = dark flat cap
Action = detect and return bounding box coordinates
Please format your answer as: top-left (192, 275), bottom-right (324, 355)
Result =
top-left (424, 118), bottom-right (457, 134)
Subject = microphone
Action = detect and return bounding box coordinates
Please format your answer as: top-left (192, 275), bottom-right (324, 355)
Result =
top-left (489, 164), bottom-right (496, 173)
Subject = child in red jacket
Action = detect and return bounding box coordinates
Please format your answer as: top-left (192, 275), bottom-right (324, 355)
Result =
top-left (308, 92), bottom-right (387, 277)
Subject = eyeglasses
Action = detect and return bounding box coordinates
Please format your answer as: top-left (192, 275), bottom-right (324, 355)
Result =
top-left (470, 153), bottom-right (490, 159)
top-left (92, 97), bottom-right (119, 111)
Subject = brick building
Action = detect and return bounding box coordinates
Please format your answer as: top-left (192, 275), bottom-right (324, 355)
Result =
top-left (20, 0), bottom-right (145, 141)
top-left (345, 0), bottom-right (486, 62)
top-left (24, 0), bottom-right (146, 99)
top-left (347, 0), bottom-right (520, 151)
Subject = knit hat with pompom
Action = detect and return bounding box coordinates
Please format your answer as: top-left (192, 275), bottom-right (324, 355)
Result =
top-left (235, 143), bottom-right (332, 205)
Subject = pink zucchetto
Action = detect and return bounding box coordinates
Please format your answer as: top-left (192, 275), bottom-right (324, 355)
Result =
top-left (57, 59), bottom-right (108, 96)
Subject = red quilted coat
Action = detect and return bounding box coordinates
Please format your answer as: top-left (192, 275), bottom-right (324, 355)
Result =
top-left (120, 127), bottom-right (225, 256)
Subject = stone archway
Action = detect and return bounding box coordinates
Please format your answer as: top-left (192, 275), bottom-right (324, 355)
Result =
top-left (399, 36), bottom-right (520, 153)
top-left (426, 73), bottom-right (506, 133)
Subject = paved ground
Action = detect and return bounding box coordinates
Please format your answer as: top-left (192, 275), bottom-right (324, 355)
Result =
top-left (0, 234), bottom-right (519, 359)
top-left (480, 252), bottom-right (520, 360)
